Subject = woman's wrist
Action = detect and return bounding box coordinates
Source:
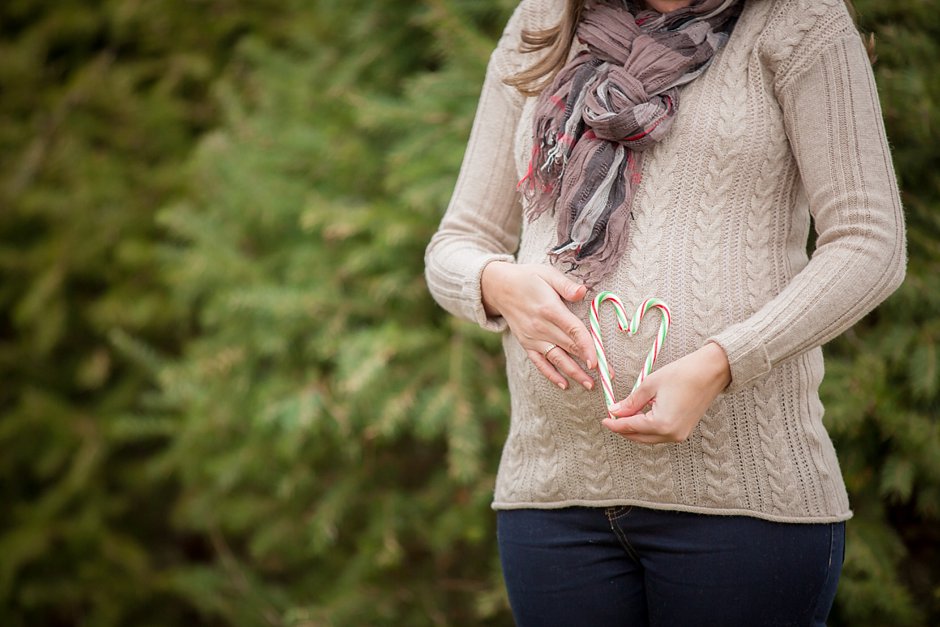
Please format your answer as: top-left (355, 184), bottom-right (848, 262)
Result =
top-left (702, 341), bottom-right (733, 391)
top-left (481, 260), bottom-right (511, 317)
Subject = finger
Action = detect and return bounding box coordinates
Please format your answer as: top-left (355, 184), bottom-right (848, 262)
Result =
top-left (545, 347), bottom-right (594, 390)
top-left (539, 305), bottom-right (598, 370)
top-left (537, 266), bottom-right (587, 304)
top-left (603, 411), bottom-right (694, 443)
top-left (527, 349), bottom-right (569, 390)
top-left (602, 412), bottom-right (663, 437)
top-left (566, 317), bottom-right (598, 371)
top-left (601, 415), bottom-right (660, 443)
top-left (609, 382), bottom-right (656, 418)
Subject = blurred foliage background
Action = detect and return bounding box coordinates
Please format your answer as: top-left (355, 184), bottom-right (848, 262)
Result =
top-left (0, 0), bottom-right (937, 625)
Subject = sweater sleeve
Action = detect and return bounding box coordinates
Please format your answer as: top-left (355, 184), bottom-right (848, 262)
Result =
top-left (707, 14), bottom-right (907, 393)
top-left (423, 4), bottom-right (532, 333)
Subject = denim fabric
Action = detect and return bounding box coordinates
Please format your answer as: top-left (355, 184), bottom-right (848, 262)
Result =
top-left (497, 506), bottom-right (845, 627)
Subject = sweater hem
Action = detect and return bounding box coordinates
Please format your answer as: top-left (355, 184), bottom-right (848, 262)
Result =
top-left (491, 497), bottom-right (853, 524)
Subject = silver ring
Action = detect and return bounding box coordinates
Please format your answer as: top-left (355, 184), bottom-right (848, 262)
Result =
top-left (542, 343), bottom-right (559, 358)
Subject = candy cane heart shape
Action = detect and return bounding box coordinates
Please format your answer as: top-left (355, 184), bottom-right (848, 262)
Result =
top-left (588, 291), bottom-right (672, 418)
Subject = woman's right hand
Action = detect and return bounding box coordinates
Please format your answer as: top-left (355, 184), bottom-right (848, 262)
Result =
top-left (481, 261), bottom-right (597, 390)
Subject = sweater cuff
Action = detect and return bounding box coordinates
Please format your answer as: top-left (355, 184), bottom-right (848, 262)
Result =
top-left (467, 254), bottom-right (516, 333)
top-left (706, 326), bottom-right (772, 393)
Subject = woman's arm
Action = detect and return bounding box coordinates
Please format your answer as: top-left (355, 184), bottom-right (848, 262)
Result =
top-left (706, 15), bottom-right (907, 393)
top-left (425, 0), bottom-right (598, 389)
top-left (423, 6), bottom-right (528, 333)
top-left (607, 5), bottom-right (906, 441)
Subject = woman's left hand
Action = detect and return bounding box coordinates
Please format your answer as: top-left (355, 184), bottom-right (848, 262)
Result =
top-left (603, 342), bottom-right (732, 444)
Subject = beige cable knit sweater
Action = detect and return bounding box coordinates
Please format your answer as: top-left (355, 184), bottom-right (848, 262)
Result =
top-left (425, 0), bottom-right (906, 522)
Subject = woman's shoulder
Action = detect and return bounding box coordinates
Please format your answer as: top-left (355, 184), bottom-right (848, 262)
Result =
top-left (490, 0), bottom-right (565, 76)
top-left (508, 0), bottom-right (566, 33)
top-left (756, 0), bottom-right (861, 84)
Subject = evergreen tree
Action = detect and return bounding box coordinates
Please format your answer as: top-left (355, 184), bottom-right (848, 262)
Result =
top-left (0, 1), bottom-right (334, 624)
top-left (1, 0), bottom-right (936, 624)
top-left (0, 2), bottom-right (198, 623)
top-left (152, 0), bottom-right (940, 623)
top-left (152, 1), bottom-right (515, 624)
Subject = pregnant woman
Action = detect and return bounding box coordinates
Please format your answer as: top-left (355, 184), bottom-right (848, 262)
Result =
top-left (424, 0), bottom-right (907, 624)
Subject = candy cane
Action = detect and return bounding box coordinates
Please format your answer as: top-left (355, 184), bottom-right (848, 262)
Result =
top-left (589, 291), bottom-right (671, 416)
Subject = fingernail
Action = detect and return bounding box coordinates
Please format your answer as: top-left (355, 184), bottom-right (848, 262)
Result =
top-left (557, 380), bottom-right (567, 390)
top-left (583, 380), bottom-right (593, 390)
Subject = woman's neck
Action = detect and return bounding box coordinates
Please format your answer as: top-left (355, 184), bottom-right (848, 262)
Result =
top-left (643, 0), bottom-right (695, 12)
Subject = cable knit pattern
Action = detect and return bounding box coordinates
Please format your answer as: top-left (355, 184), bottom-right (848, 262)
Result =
top-left (746, 98), bottom-right (804, 514)
top-left (628, 139), bottom-right (678, 505)
top-left (764, 0), bottom-right (844, 85)
top-left (689, 6), bottom-right (756, 508)
top-left (425, 0), bottom-right (907, 523)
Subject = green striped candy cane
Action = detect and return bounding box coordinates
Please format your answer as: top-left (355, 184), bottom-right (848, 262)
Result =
top-left (589, 291), bottom-right (672, 416)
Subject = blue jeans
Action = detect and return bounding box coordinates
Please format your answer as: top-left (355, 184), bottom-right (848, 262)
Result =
top-left (497, 506), bottom-right (845, 627)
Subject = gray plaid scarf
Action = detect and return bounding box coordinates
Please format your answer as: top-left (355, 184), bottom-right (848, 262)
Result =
top-left (520, 0), bottom-right (742, 286)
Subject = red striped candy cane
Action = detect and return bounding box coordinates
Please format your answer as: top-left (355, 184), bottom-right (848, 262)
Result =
top-left (589, 291), bottom-right (671, 417)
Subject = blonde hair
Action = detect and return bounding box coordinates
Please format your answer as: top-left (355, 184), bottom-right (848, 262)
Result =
top-left (504, 0), bottom-right (875, 96)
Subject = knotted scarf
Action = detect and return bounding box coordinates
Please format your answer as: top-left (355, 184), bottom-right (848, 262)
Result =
top-left (519, 0), bottom-right (742, 286)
